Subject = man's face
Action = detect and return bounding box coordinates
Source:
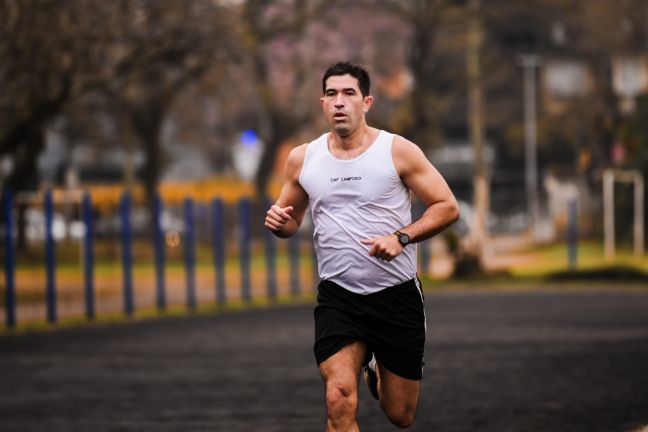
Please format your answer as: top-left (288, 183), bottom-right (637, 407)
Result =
top-left (320, 74), bottom-right (373, 137)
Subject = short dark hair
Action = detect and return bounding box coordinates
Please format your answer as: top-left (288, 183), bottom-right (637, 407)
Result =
top-left (322, 61), bottom-right (370, 97)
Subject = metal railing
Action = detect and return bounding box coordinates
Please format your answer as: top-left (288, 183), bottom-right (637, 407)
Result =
top-left (1, 189), bottom-right (321, 328)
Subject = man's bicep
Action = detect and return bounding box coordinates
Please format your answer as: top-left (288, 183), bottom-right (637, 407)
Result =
top-left (406, 161), bottom-right (455, 206)
top-left (396, 138), bottom-right (455, 206)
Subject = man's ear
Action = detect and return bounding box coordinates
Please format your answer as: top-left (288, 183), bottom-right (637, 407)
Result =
top-left (363, 95), bottom-right (374, 113)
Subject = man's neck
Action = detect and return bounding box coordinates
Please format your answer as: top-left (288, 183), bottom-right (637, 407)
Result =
top-left (328, 125), bottom-right (379, 159)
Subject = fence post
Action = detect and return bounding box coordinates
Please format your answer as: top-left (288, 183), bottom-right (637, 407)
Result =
top-left (120, 191), bottom-right (134, 316)
top-left (239, 198), bottom-right (252, 303)
top-left (289, 231), bottom-right (300, 297)
top-left (211, 198), bottom-right (226, 305)
top-left (153, 193), bottom-right (166, 311)
top-left (3, 190), bottom-right (16, 327)
top-left (44, 189), bottom-right (57, 324)
top-left (264, 197), bottom-right (277, 301)
top-left (567, 198), bottom-right (578, 270)
top-left (184, 198), bottom-right (196, 311)
top-left (82, 193), bottom-right (95, 320)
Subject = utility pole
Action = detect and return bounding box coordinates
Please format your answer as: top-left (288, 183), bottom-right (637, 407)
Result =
top-left (520, 54), bottom-right (541, 241)
top-left (467, 0), bottom-right (489, 265)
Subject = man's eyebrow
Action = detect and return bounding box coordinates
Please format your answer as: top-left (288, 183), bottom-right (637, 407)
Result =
top-left (325, 87), bottom-right (358, 93)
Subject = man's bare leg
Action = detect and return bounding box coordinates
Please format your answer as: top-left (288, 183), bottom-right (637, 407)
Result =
top-left (375, 360), bottom-right (420, 428)
top-left (319, 342), bottom-right (367, 432)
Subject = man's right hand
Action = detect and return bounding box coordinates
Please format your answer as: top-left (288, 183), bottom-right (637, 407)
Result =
top-left (264, 204), bottom-right (294, 234)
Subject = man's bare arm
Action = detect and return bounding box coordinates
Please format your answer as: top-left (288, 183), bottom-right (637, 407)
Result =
top-left (393, 135), bottom-right (460, 242)
top-left (361, 135), bottom-right (459, 261)
top-left (264, 144), bottom-right (310, 238)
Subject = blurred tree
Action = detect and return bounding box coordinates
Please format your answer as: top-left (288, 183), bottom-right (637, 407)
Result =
top-left (0, 0), bottom-right (237, 249)
top-left (104, 0), bottom-right (237, 201)
top-left (0, 0), bottom-right (237, 197)
top-left (378, 0), bottom-right (457, 151)
top-left (242, 0), bottom-right (332, 197)
top-left (164, 63), bottom-right (243, 176)
top-left (0, 0), bottom-right (130, 250)
top-left (0, 0), bottom-right (122, 192)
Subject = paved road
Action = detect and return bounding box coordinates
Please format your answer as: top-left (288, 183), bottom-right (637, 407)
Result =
top-left (2, 289), bottom-right (648, 432)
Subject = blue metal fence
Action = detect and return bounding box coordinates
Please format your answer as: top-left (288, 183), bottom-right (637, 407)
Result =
top-left (183, 198), bottom-right (197, 311)
top-left (2, 190), bottom-right (15, 327)
top-left (211, 198), bottom-right (226, 305)
top-left (82, 193), bottom-right (95, 320)
top-left (44, 190), bottom-right (57, 324)
top-left (0, 189), bottom-right (325, 328)
top-left (0, 189), bottom-right (443, 328)
top-left (264, 197), bottom-right (278, 302)
top-left (239, 197), bottom-right (252, 303)
top-left (120, 191), bottom-right (134, 317)
top-left (153, 193), bottom-right (166, 311)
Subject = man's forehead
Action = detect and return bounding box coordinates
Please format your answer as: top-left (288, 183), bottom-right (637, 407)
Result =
top-left (325, 74), bottom-right (360, 91)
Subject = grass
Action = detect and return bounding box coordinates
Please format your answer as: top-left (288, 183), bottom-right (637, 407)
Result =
top-left (503, 240), bottom-right (648, 277)
top-left (419, 239), bottom-right (648, 291)
top-left (5, 290), bottom-right (316, 334)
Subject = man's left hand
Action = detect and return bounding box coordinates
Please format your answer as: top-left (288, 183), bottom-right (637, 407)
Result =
top-left (361, 235), bottom-right (403, 262)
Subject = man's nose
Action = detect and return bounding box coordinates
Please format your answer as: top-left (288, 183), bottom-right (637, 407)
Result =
top-left (334, 94), bottom-right (344, 107)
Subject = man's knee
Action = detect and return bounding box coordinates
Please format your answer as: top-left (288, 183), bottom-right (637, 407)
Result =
top-left (325, 382), bottom-right (357, 417)
top-left (384, 403), bottom-right (417, 429)
top-left (326, 383), bottom-right (358, 423)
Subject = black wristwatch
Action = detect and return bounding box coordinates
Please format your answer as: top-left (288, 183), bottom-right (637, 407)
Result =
top-left (394, 230), bottom-right (411, 247)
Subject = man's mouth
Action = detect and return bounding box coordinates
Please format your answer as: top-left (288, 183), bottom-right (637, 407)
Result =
top-left (333, 112), bottom-right (347, 121)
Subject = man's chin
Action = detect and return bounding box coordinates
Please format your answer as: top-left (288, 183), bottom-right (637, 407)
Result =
top-left (333, 125), bottom-right (351, 137)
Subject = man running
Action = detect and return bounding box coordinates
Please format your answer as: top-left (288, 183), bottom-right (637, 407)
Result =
top-left (265, 61), bottom-right (459, 431)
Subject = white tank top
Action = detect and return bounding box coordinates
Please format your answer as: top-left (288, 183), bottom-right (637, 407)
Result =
top-left (299, 130), bottom-right (417, 295)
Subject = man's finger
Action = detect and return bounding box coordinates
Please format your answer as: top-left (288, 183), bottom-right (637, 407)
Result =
top-left (269, 207), bottom-right (288, 222)
top-left (360, 238), bottom-right (376, 245)
top-left (272, 204), bottom-right (294, 221)
top-left (264, 215), bottom-right (281, 229)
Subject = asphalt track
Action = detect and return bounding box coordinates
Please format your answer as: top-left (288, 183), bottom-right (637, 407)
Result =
top-left (2, 288), bottom-right (648, 432)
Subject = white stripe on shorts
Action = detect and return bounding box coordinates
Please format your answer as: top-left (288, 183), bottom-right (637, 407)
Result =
top-left (414, 277), bottom-right (427, 334)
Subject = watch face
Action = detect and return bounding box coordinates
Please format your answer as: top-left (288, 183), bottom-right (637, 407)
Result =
top-left (398, 232), bottom-right (410, 245)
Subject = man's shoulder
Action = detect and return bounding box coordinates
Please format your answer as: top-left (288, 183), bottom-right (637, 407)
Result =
top-left (286, 137), bottom-right (322, 178)
top-left (290, 132), bottom-right (330, 162)
top-left (390, 134), bottom-right (422, 155)
top-left (390, 134), bottom-right (430, 175)
top-left (286, 143), bottom-right (309, 168)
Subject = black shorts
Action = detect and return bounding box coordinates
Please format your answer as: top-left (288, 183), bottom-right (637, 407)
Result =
top-left (313, 277), bottom-right (426, 380)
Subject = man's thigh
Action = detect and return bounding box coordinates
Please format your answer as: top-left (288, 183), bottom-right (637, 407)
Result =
top-left (319, 341), bottom-right (367, 384)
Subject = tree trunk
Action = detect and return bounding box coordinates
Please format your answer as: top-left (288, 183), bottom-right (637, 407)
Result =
top-left (131, 97), bottom-right (165, 199)
top-left (404, 0), bottom-right (439, 151)
top-left (465, 0), bottom-right (489, 270)
top-left (6, 124), bottom-right (46, 252)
